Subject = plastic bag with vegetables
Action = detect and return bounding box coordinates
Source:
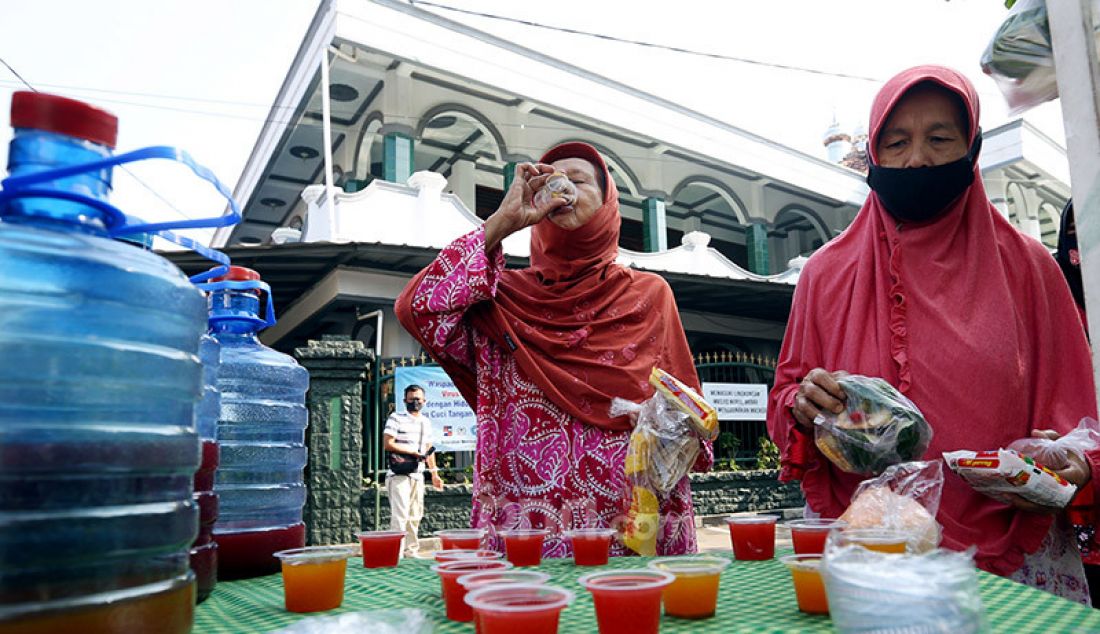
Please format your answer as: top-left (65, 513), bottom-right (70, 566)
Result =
top-left (612, 367), bottom-right (717, 556)
top-left (813, 375), bottom-right (932, 475)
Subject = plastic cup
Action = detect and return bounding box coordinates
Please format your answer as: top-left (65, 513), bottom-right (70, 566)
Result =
top-left (579, 569), bottom-right (675, 634)
top-left (780, 554), bottom-right (829, 614)
top-left (564, 528), bottom-right (616, 566)
top-left (724, 514), bottom-right (778, 560)
top-left (833, 528), bottom-right (909, 554)
top-left (647, 556), bottom-right (730, 619)
top-left (432, 559), bottom-right (514, 621)
top-left (464, 584), bottom-right (574, 634)
top-left (458, 570), bottom-right (552, 631)
top-left (786, 519), bottom-right (847, 555)
top-left (499, 529), bottom-right (550, 566)
top-left (437, 528), bottom-right (487, 550)
top-left (356, 530), bottom-right (405, 568)
top-left (273, 546), bottom-right (355, 613)
top-left (434, 549), bottom-right (504, 563)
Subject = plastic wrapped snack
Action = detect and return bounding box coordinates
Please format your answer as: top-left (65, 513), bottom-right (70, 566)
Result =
top-left (944, 448), bottom-right (1077, 509)
top-left (813, 375), bottom-right (932, 475)
top-left (1009, 417), bottom-right (1100, 468)
top-left (533, 171), bottom-right (577, 209)
top-left (837, 460), bottom-right (943, 553)
top-left (612, 368), bottom-right (716, 556)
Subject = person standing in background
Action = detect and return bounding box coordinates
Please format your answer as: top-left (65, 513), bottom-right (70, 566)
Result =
top-left (384, 384), bottom-right (444, 558)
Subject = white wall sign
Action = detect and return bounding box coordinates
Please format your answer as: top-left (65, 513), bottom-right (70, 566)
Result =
top-left (702, 383), bottom-right (769, 421)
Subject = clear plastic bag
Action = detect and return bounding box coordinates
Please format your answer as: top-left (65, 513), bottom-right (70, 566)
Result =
top-left (612, 368), bottom-right (716, 556)
top-left (837, 460), bottom-right (943, 553)
top-left (821, 545), bottom-right (986, 633)
top-left (1008, 417), bottom-right (1100, 468)
top-left (980, 0), bottom-right (1100, 115)
top-left (270, 609), bottom-right (432, 634)
top-left (813, 375), bottom-right (933, 475)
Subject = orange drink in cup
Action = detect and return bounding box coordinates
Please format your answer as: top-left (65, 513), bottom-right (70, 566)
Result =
top-left (464, 584), bottom-right (574, 634)
top-left (458, 570), bottom-right (551, 632)
top-left (499, 529), bottom-right (550, 566)
top-left (432, 559), bottom-right (514, 621)
top-left (780, 554), bottom-right (829, 614)
top-left (356, 530), bottom-right (404, 568)
top-left (565, 528), bottom-right (616, 566)
top-left (786, 519), bottom-right (847, 555)
top-left (437, 528), bottom-right (487, 550)
top-left (833, 528), bottom-right (909, 554)
top-left (579, 569), bottom-right (675, 634)
top-left (724, 514), bottom-right (777, 560)
top-left (647, 556), bottom-right (730, 619)
top-left (273, 546), bottom-right (355, 613)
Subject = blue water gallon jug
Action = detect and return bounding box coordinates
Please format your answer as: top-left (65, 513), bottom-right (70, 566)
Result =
top-left (0, 92), bottom-right (204, 632)
top-left (191, 333), bottom-right (221, 602)
top-left (209, 266), bottom-right (309, 579)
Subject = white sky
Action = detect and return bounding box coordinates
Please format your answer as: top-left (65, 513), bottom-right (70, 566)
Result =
top-left (0, 0), bottom-right (1069, 246)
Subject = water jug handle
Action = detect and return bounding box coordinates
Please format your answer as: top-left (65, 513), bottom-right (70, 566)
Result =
top-left (194, 279), bottom-right (277, 328)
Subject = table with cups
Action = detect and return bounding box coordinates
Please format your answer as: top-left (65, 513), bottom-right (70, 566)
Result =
top-left (195, 518), bottom-right (1100, 633)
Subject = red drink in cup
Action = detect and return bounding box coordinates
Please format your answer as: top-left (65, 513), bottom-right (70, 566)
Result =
top-left (432, 559), bottom-right (514, 621)
top-left (499, 529), bottom-right (549, 566)
top-left (786, 519), bottom-right (846, 555)
top-left (356, 530), bottom-right (405, 568)
top-left (437, 528), bottom-right (487, 550)
top-left (464, 584), bottom-right (574, 634)
top-left (434, 549), bottom-right (503, 563)
top-left (579, 569), bottom-right (675, 634)
top-left (724, 514), bottom-right (777, 560)
top-left (458, 570), bottom-right (551, 632)
top-left (565, 528), bottom-right (615, 566)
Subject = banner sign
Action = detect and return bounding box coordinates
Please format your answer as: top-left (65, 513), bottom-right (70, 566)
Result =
top-left (395, 366), bottom-right (477, 452)
top-left (702, 383), bottom-right (769, 421)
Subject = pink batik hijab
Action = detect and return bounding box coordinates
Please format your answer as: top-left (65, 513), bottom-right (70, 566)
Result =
top-left (767, 65), bottom-right (1096, 576)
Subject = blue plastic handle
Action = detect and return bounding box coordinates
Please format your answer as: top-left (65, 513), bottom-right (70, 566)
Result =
top-left (194, 279), bottom-right (277, 328)
top-left (0, 145), bottom-right (240, 280)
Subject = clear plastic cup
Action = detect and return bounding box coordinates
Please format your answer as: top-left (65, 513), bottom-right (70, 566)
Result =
top-left (434, 549), bottom-right (504, 563)
top-left (464, 584), bottom-right (575, 634)
top-left (432, 559), bottom-right (514, 621)
top-left (579, 569), bottom-right (675, 634)
top-left (647, 556), bottom-right (730, 619)
top-left (724, 514), bottom-right (778, 560)
top-left (564, 528), bottom-right (616, 566)
top-left (786, 519), bottom-right (847, 555)
top-left (457, 570), bottom-right (552, 628)
top-left (780, 554), bottom-right (829, 614)
top-left (273, 546), bottom-right (356, 613)
top-left (437, 528), bottom-right (487, 550)
top-left (831, 528), bottom-right (910, 554)
top-left (498, 529), bottom-right (550, 566)
top-left (356, 530), bottom-right (405, 568)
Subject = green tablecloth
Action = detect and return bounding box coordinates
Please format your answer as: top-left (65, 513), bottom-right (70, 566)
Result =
top-left (195, 551), bottom-right (1100, 633)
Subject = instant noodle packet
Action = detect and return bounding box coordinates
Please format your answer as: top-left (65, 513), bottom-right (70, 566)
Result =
top-left (943, 448), bottom-right (1077, 509)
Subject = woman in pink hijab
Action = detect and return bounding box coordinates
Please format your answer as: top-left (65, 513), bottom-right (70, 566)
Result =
top-left (767, 65), bottom-right (1099, 603)
top-left (397, 142), bottom-right (709, 558)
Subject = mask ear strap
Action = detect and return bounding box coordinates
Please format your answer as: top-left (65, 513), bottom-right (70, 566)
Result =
top-left (968, 129), bottom-right (983, 162)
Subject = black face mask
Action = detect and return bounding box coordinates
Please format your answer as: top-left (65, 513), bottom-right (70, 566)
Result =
top-left (866, 132), bottom-right (982, 224)
top-left (405, 400), bottom-right (423, 413)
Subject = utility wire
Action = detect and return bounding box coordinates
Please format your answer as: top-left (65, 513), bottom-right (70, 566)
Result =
top-left (408, 0), bottom-right (882, 83)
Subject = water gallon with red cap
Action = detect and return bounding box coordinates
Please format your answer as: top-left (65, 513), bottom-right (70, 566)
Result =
top-left (203, 265), bottom-right (310, 579)
top-left (0, 92), bottom-right (207, 631)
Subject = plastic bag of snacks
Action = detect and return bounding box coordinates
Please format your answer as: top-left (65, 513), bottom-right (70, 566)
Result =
top-left (980, 0), bottom-right (1100, 115)
top-left (1008, 417), bottom-right (1100, 468)
top-left (612, 368), bottom-right (717, 556)
top-left (821, 544), bottom-right (985, 633)
top-left (943, 448), bottom-right (1077, 509)
top-left (813, 375), bottom-right (932, 475)
top-left (837, 460), bottom-right (943, 553)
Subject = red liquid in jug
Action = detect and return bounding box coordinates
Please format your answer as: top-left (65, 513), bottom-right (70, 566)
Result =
top-left (191, 440), bottom-right (219, 601)
top-left (215, 522), bottom-right (306, 580)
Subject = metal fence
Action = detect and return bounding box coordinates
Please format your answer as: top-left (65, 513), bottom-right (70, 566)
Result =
top-left (361, 351), bottom-right (778, 526)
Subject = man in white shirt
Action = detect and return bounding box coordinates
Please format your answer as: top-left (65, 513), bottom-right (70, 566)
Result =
top-left (384, 384), bottom-right (443, 557)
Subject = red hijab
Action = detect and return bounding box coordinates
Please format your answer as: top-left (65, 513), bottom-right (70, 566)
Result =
top-left (766, 66), bottom-right (1096, 576)
top-left (414, 142), bottom-right (699, 431)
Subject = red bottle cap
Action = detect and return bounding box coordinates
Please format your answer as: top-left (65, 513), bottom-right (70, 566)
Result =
top-left (10, 91), bottom-right (119, 149)
top-left (211, 266), bottom-right (262, 283)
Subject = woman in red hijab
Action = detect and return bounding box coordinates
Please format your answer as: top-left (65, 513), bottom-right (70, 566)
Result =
top-left (767, 65), bottom-right (1099, 603)
top-left (396, 142), bottom-right (709, 557)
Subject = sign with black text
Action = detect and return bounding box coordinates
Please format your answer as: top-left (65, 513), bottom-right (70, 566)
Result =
top-left (702, 383), bottom-right (769, 421)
